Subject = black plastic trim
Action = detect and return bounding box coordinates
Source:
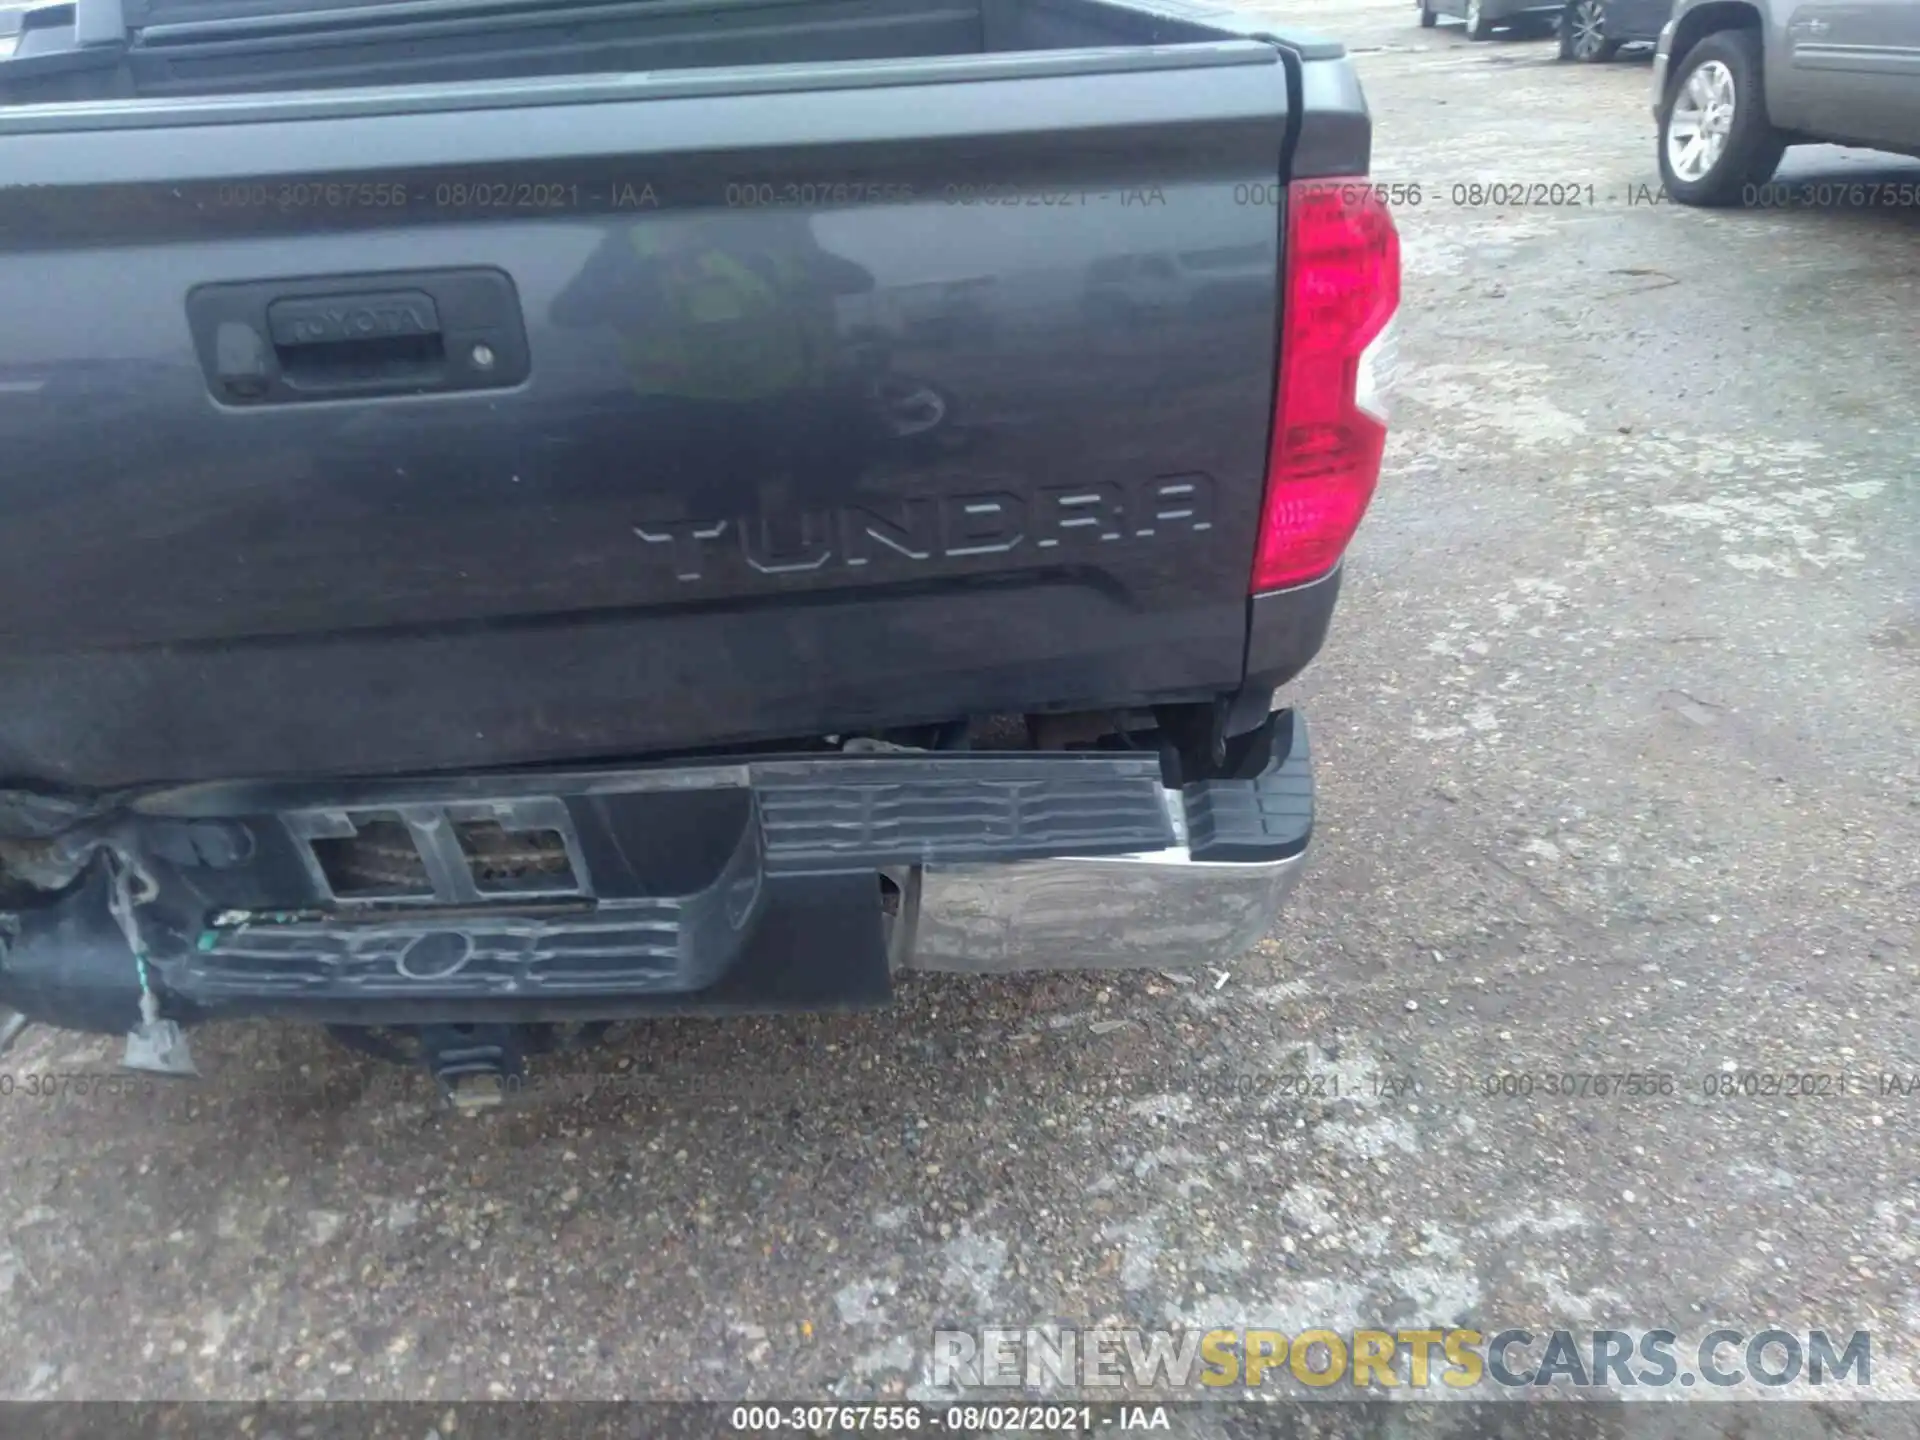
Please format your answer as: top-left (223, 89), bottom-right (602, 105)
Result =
top-left (1245, 565), bottom-right (1343, 691)
top-left (1213, 565), bottom-right (1342, 742)
top-left (758, 756), bottom-right (1176, 872)
top-left (0, 858), bottom-right (897, 1028)
top-left (1184, 709), bottom-right (1311, 862)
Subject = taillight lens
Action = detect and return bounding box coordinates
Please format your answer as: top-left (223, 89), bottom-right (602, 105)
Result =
top-left (1252, 178), bottom-right (1402, 593)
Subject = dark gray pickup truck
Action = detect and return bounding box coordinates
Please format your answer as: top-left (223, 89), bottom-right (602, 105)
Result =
top-left (0, 0), bottom-right (1398, 1095)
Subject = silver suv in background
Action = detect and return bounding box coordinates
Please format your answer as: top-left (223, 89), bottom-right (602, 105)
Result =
top-left (1654, 0), bottom-right (1920, 203)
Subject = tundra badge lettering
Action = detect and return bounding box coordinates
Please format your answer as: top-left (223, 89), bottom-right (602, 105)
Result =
top-left (634, 475), bottom-right (1217, 582)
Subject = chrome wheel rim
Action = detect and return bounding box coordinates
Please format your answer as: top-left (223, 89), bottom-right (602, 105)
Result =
top-left (1570, 0), bottom-right (1605, 54)
top-left (1467, 0), bottom-right (1483, 27)
top-left (1668, 59), bottom-right (1736, 181)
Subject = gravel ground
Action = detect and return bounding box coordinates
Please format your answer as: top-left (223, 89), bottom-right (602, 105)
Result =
top-left (2, 0), bottom-right (1917, 1426)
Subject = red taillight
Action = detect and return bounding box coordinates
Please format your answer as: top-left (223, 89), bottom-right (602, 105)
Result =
top-left (1252, 178), bottom-right (1402, 593)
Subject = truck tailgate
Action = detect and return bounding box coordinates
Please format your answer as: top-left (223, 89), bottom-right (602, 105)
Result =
top-left (0, 40), bottom-right (1296, 788)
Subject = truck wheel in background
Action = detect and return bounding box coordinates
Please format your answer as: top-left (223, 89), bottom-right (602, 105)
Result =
top-left (1419, 0), bottom-right (1438, 28)
top-left (1657, 29), bottom-right (1786, 206)
top-left (1558, 0), bottom-right (1619, 60)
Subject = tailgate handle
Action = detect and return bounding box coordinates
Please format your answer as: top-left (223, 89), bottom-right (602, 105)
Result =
top-left (264, 290), bottom-right (445, 392)
top-left (191, 268), bottom-right (528, 406)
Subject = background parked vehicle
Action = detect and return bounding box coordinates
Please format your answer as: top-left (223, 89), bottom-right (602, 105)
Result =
top-left (1419, 0), bottom-right (1560, 40)
top-left (1654, 0), bottom-right (1920, 203)
top-left (1559, 0), bottom-right (1673, 60)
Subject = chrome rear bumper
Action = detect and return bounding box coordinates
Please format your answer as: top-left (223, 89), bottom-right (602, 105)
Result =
top-left (910, 845), bottom-right (1308, 973)
top-left (910, 717), bottom-right (1313, 972)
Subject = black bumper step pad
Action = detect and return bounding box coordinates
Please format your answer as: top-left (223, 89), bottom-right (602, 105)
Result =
top-left (1182, 714), bottom-right (1313, 863)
